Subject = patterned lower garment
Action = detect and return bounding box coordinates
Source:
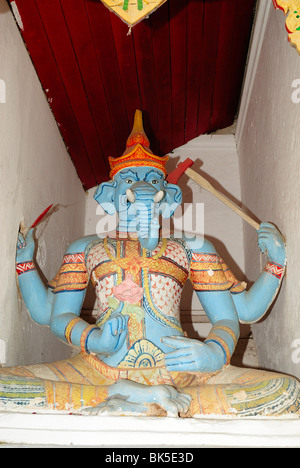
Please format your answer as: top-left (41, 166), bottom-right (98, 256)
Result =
top-left (0, 353), bottom-right (299, 417)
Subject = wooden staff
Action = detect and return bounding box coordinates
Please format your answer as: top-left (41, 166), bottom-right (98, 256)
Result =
top-left (167, 158), bottom-right (260, 230)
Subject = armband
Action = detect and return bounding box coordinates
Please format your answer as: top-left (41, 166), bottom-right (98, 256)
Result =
top-left (264, 261), bottom-right (285, 280)
top-left (64, 317), bottom-right (82, 344)
top-left (80, 325), bottom-right (99, 355)
top-left (205, 335), bottom-right (231, 367)
top-left (205, 325), bottom-right (238, 367)
top-left (16, 261), bottom-right (35, 276)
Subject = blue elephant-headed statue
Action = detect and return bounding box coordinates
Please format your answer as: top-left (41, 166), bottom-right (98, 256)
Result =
top-left (94, 166), bottom-right (182, 252)
top-left (5, 110), bottom-right (299, 418)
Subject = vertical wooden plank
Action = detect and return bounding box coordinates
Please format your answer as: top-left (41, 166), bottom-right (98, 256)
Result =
top-left (185, 0), bottom-right (205, 143)
top-left (109, 13), bottom-right (142, 130)
top-left (209, 0), bottom-right (239, 132)
top-left (169, 0), bottom-right (187, 150)
top-left (84, 1), bottom-right (130, 155)
top-left (9, 0), bottom-right (96, 189)
top-left (197, 0), bottom-right (222, 135)
top-left (131, 20), bottom-right (159, 154)
top-left (35, 0), bottom-right (107, 185)
top-left (60, 0), bottom-right (118, 165)
top-left (11, 0), bottom-right (256, 187)
top-left (150, 2), bottom-right (172, 155)
top-left (223, 0), bottom-right (256, 125)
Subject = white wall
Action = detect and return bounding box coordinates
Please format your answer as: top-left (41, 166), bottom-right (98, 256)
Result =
top-left (85, 134), bottom-right (245, 337)
top-left (0, 1), bottom-right (86, 366)
top-left (236, 4), bottom-right (300, 378)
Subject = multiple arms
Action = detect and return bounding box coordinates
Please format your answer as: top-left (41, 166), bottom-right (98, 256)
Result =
top-left (16, 231), bottom-right (127, 356)
top-left (163, 238), bottom-right (240, 373)
top-left (16, 222), bottom-right (286, 374)
top-left (163, 223), bottom-right (286, 373)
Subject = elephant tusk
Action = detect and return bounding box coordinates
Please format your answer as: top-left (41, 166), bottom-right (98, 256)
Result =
top-left (153, 190), bottom-right (164, 203)
top-left (126, 188), bottom-right (136, 203)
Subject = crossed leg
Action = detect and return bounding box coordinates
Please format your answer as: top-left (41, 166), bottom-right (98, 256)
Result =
top-left (0, 357), bottom-right (298, 417)
top-left (180, 365), bottom-right (300, 417)
top-left (0, 354), bottom-right (191, 416)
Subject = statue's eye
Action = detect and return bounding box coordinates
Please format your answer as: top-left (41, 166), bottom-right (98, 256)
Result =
top-left (125, 179), bottom-right (133, 184)
top-left (151, 180), bottom-right (158, 185)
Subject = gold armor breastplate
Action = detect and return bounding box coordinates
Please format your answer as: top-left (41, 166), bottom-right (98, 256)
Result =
top-left (86, 237), bottom-right (190, 334)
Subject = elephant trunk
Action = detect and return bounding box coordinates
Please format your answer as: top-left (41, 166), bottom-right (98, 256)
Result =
top-left (126, 183), bottom-right (164, 251)
top-left (136, 201), bottom-right (159, 251)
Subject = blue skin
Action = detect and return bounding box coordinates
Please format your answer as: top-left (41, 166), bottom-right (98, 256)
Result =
top-left (16, 167), bottom-right (286, 411)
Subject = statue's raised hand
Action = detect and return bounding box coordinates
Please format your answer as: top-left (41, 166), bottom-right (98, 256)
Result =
top-left (258, 222), bottom-right (286, 266)
top-left (16, 228), bottom-right (35, 263)
top-left (97, 313), bottom-right (129, 356)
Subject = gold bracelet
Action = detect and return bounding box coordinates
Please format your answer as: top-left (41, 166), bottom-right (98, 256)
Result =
top-left (64, 317), bottom-right (81, 344)
top-left (205, 333), bottom-right (231, 366)
top-left (80, 324), bottom-right (99, 355)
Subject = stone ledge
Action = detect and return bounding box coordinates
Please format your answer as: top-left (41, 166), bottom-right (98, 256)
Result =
top-left (0, 412), bottom-right (299, 448)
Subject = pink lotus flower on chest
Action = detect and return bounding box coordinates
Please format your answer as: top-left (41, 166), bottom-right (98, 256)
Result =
top-left (113, 274), bottom-right (144, 304)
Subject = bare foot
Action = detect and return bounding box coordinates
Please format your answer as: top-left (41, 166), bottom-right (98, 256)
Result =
top-left (107, 380), bottom-right (192, 417)
top-left (80, 396), bottom-right (148, 416)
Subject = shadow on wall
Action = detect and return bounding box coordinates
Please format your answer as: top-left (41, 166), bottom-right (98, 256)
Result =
top-left (0, 1), bottom-right (9, 15)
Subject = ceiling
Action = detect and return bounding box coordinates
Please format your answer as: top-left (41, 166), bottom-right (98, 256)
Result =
top-left (9, 0), bottom-right (257, 190)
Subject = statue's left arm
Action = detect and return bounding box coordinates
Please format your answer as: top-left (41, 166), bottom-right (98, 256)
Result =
top-left (163, 237), bottom-right (240, 373)
top-left (163, 223), bottom-right (286, 374)
top-left (231, 222), bottom-right (286, 323)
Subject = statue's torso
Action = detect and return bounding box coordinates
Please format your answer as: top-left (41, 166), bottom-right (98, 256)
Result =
top-left (85, 236), bottom-right (191, 368)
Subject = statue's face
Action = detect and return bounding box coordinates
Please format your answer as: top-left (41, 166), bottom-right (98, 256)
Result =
top-left (113, 167), bottom-right (165, 214)
top-left (94, 165), bottom-right (182, 250)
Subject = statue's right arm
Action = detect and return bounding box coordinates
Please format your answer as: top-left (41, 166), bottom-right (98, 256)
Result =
top-left (50, 289), bottom-right (128, 357)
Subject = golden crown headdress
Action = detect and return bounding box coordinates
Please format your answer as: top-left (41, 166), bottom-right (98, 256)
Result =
top-left (108, 110), bottom-right (169, 179)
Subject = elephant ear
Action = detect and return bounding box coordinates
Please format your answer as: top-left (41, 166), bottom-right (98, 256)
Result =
top-left (94, 181), bottom-right (117, 215)
top-left (160, 182), bottom-right (182, 219)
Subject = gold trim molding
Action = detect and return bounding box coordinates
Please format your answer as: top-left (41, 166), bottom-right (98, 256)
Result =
top-left (273, 0), bottom-right (300, 53)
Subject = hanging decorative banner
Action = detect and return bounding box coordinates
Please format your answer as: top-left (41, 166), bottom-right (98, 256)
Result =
top-left (100, 0), bottom-right (168, 27)
top-left (273, 0), bottom-right (300, 53)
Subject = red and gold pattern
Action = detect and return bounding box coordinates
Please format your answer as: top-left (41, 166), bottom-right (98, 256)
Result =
top-left (86, 237), bottom-right (190, 335)
top-left (264, 261), bottom-right (285, 280)
top-left (102, 237), bottom-right (188, 286)
top-left (189, 253), bottom-right (246, 293)
top-left (49, 237), bottom-right (247, 372)
top-left (273, 0), bottom-right (300, 53)
top-left (16, 261), bottom-right (35, 276)
top-left (49, 253), bottom-right (88, 293)
top-left (108, 110), bottom-right (169, 179)
top-left (87, 238), bottom-right (189, 292)
top-left (109, 145), bottom-right (169, 179)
